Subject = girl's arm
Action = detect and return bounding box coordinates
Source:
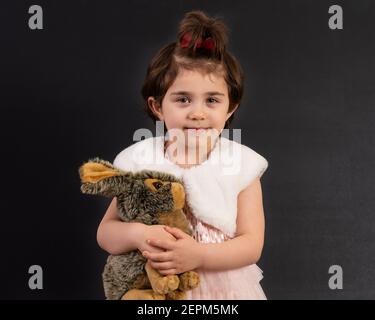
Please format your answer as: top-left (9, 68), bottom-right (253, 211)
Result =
top-left (97, 197), bottom-right (178, 255)
top-left (200, 176), bottom-right (265, 271)
top-left (97, 197), bottom-right (145, 255)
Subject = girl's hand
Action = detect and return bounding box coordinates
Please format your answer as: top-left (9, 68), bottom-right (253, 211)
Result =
top-left (137, 224), bottom-right (177, 254)
top-left (142, 226), bottom-right (204, 275)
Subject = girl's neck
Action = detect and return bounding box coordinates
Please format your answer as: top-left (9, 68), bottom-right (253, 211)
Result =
top-left (164, 139), bottom-right (215, 169)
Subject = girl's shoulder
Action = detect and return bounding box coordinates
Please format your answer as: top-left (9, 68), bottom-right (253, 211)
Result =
top-left (113, 136), bottom-right (159, 171)
top-left (219, 137), bottom-right (269, 189)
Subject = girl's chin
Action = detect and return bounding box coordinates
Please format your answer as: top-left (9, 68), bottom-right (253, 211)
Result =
top-left (165, 128), bottom-right (220, 146)
top-left (166, 127), bottom-right (220, 136)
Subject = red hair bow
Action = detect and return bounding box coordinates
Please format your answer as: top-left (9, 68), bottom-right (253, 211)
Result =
top-left (180, 32), bottom-right (215, 51)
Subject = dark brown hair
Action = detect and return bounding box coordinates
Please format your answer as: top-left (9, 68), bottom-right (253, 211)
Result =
top-left (141, 10), bottom-right (244, 129)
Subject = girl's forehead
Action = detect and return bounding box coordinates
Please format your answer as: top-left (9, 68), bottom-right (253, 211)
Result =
top-left (170, 68), bottom-right (227, 92)
top-left (177, 66), bottom-right (225, 79)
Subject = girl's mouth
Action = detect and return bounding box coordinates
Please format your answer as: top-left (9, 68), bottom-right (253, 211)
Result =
top-left (183, 127), bottom-right (210, 132)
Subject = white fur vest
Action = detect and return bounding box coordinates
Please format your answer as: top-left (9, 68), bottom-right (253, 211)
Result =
top-left (113, 136), bottom-right (268, 237)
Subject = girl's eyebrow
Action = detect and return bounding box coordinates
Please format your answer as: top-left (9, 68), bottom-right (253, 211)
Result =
top-left (170, 91), bottom-right (225, 96)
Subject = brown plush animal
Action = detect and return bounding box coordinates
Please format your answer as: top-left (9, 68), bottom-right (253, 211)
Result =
top-left (79, 158), bottom-right (200, 300)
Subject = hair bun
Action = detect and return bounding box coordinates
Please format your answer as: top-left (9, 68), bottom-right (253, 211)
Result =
top-left (176, 10), bottom-right (229, 61)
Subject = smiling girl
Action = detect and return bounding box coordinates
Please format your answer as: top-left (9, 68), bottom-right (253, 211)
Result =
top-left (97, 10), bottom-right (269, 300)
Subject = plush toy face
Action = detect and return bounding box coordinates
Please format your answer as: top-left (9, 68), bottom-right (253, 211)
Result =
top-left (144, 178), bottom-right (185, 210)
top-left (79, 158), bottom-right (185, 223)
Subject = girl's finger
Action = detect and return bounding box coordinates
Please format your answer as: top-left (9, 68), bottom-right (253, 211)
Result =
top-left (143, 251), bottom-right (171, 262)
top-left (146, 238), bottom-right (174, 251)
top-left (158, 269), bottom-right (177, 276)
top-left (164, 226), bottom-right (187, 240)
top-left (150, 261), bottom-right (174, 270)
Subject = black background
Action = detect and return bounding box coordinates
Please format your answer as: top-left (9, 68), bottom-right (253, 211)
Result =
top-left (1, 0), bottom-right (374, 299)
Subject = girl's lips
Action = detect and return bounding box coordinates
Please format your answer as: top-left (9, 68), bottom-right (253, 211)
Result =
top-left (183, 127), bottom-right (210, 131)
top-left (183, 128), bottom-right (211, 135)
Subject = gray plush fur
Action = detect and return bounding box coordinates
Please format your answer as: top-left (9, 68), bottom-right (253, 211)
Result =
top-left (80, 157), bottom-right (184, 300)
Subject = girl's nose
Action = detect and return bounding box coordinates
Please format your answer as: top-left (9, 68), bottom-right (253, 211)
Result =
top-left (188, 112), bottom-right (206, 121)
top-left (188, 104), bottom-right (207, 120)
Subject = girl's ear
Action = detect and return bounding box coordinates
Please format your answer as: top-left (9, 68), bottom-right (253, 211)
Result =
top-left (226, 104), bottom-right (239, 121)
top-left (148, 96), bottom-right (164, 121)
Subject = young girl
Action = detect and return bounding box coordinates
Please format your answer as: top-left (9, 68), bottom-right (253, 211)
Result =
top-left (97, 10), bottom-right (269, 300)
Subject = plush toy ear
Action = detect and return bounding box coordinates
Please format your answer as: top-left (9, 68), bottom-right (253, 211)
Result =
top-left (79, 158), bottom-right (127, 198)
top-left (79, 160), bottom-right (120, 183)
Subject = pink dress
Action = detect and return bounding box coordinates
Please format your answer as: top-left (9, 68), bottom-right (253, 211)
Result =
top-left (184, 206), bottom-right (267, 300)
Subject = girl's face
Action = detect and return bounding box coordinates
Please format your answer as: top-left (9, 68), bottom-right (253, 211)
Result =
top-left (148, 68), bottom-right (237, 147)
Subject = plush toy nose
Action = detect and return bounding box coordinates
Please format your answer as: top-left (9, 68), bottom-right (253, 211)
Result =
top-left (170, 182), bottom-right (185, 210)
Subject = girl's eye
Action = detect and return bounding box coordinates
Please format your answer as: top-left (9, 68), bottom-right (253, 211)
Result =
top-left (207, 97), bottom-right (219, 104)
top-left (177, 97), bottom-right (219, 104)
top-left (177, 97), bottom-right (191, 104)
